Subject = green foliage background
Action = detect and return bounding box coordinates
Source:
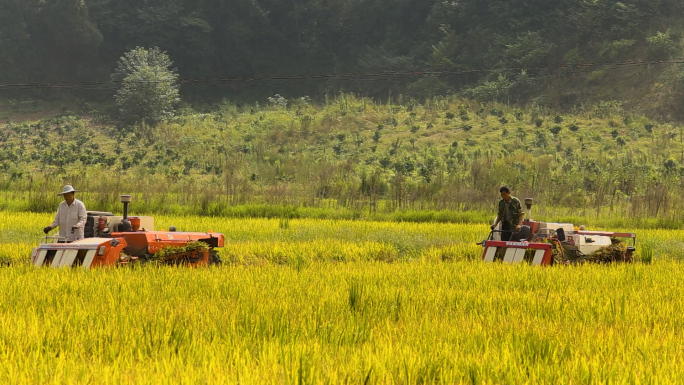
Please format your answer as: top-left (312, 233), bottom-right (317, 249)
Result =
top-left (1, 0), bottom-right (684, 116)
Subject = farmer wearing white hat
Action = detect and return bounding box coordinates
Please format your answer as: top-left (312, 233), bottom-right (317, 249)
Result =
top-left (43, 185), bottom-right (87, 242)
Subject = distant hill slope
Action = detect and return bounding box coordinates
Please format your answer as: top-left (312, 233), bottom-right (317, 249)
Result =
top-left (1, 95), bottom-right (683, 220)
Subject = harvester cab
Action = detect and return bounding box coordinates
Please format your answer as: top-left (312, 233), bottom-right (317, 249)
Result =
top-left (31, 195), bottom-right (225, 269)
top-left (480, 198), bottom-right (636, 265)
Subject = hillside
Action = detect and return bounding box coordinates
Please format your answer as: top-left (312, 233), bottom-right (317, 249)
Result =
top-left (1, 95), bottom-right (683, 224)
top-left (1, 1), bottom-right (684, 118)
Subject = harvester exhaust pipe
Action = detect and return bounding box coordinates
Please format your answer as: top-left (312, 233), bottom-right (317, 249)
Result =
top-left (524, 198), bottom-right (534, 221)
top-left (120, 195), bottom-right (133, 232)
top-left (121, 195), bottom-right (132, 219)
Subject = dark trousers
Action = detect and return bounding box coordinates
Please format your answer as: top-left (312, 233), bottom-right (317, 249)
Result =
top-left (501, 221), bottom-right (513, 241)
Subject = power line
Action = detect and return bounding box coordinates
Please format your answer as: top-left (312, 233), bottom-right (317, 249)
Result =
top-left (0, 57), bottom-right (681, 90)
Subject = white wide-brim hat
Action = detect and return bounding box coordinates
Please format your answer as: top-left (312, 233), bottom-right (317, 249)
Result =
top-left (57, 185), bottom-right (77, 195)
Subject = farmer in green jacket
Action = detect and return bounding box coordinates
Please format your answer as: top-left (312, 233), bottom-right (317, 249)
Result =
top-left (490, 186), bottom-right (524, 241)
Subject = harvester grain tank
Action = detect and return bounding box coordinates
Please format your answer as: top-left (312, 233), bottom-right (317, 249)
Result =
top-left (31, 195), bottom-right (224, 269)
top-left (478, 198), bottom-right (636, 265)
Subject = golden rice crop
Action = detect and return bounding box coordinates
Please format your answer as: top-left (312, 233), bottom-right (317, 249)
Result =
top-left (3, 211), bottom-right (684, 383)
top-left (1, 261), bottom-right (684, 383)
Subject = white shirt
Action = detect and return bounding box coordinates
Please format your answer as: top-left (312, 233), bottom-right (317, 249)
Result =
top-left (49, 199), bottom-right (87, 242)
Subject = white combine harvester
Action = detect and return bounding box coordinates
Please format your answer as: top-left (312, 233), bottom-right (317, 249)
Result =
top-left (479, 198), bottom-right (636, 265)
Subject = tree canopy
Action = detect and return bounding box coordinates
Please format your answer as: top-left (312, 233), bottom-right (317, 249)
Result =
top-left (112, 47), bottom-right (180, 127)
top-left (1, 0), bottom-right (683, 113)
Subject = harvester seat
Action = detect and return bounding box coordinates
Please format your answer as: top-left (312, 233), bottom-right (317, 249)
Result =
top-left (511, 225), bottom-right (531, 242)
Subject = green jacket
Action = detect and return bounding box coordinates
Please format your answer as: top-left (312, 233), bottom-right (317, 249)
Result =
top-left (497, 197), bottom-right (524, 224)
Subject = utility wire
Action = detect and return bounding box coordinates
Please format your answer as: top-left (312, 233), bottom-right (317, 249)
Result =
top-left (0, 57), bottom-right (681, 90)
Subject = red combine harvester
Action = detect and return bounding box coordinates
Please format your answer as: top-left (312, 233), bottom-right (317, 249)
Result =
top-left (31, 195), bottom-right (224, 269)
top-left (478, 198), bottom-right (636, 266)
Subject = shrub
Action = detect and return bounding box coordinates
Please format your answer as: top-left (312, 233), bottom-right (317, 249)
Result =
top-left (459, 105), bottom-right (470, 121)
top-left (111, 47), bottom-right (180, 127)
top-left (598, 39), bottom-right (636, 61)
top-left (594, 101), bottom-right (623, 118)
top-left (513, 109), bottom-right (523, 121)
top-left (267, 94), bottom-right (288, 108)
top-left (464, 74), bottom-right (512, 102)
top-left (534, 131), bottom-right (548, 148)
top-left (490, 108), bottom-right (504, 118)
top-left (646, 30), bottom-right (678, 59)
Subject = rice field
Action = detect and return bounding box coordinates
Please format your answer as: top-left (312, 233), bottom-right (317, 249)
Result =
top-left (2, 211), bottom-right (684, 383)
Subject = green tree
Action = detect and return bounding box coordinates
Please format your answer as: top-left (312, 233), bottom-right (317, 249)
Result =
top-left (112, 47), bottom-right (180, 127)
top-left (0, 0), bottom-right (33, 82)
